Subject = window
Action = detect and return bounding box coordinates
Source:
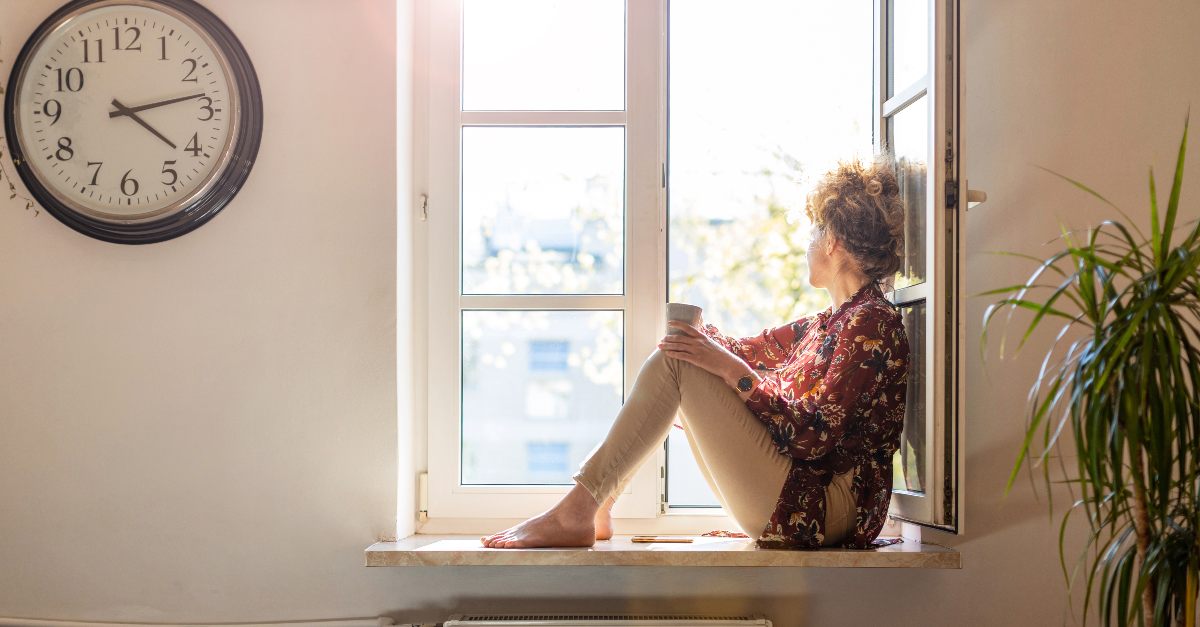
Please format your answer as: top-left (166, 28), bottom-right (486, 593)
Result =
top-left (877, 0), bottom-right (962, 531)
top-left (418, 0), bottom-right (961, 534)
top-left (664, 1), bottom-right (875, 510)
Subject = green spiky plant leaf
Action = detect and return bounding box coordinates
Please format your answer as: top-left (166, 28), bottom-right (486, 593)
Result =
top-left (983, 116), bottom-right (1200, 627)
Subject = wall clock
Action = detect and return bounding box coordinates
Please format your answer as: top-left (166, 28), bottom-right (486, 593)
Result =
top-left (3, 0), bottom-right (262, 244)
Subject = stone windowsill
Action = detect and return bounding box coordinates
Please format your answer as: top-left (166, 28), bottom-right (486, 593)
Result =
top-left (364, 534), bottom-right (960, 568)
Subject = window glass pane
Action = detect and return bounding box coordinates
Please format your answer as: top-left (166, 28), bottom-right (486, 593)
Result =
top-left (667, 0), bottom-right (873, 506)
top-left (461, 310), bottom-right (624, 484)
top-left (888, 0), bottom-right (928, 97)
top-left (892, 301), bottom-right (926, 494)
top-left (462, 0), bottom-right (624, 111)
top-left (888, 97), bottom-right (928, 290)
top-left (667, 429), bottom-right (720, 508)
top-left (462, 127), bottom-right (625, 295)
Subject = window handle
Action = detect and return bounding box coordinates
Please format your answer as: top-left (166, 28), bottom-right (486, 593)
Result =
top-left (966, 188), bottom-right (987, 209)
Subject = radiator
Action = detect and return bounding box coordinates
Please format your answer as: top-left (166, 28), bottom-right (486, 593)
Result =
top-left (443, 616), bottom-right (770, 627)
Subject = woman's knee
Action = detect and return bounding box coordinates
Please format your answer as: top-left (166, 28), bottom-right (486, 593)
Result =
top-left (644, 348), bottom-right (717, 385)
top-left (644, 347), bottom-right (674, 370)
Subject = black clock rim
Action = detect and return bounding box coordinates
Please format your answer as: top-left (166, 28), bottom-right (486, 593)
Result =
top-left (3, 0), bottom-right (263, 245)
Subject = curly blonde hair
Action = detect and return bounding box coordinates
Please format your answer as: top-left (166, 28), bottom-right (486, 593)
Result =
top-left (804, 156), bottom-right (905, 283)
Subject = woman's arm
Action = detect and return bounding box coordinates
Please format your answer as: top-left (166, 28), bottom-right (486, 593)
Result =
top-left (701, 317), bottom-right (811, 371)
top-left (741, 307), bottom-right (908, 461)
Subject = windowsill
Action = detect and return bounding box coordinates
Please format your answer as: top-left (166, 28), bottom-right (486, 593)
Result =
top-left (364, 534), bottom-right (960, 568)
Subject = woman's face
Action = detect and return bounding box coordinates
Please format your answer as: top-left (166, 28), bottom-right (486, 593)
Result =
top-left (805, 225), bottom-right (832, 288)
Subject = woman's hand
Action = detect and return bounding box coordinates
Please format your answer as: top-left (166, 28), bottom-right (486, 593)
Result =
top-left (658, 320), bottom-right (753, 387)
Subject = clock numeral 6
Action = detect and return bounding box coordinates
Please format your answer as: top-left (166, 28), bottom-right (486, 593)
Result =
top-left (43, 99), bottom-right (62, 125)
top-left (55, 137), bottom-right (74, 161)
top-left (121, 170), bottom-right (140, 197)
top-left (87, 162), bottom-right (103, 186)
top-left (55, 67), bottom-right (84, 93)
top-left (161, 161), bottom-right (179, 186)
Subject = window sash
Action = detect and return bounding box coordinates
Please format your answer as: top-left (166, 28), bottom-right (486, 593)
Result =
top-left (876, 0), bottom-right (962, 533)
top-left (423, 0), bottom-right (665, 521)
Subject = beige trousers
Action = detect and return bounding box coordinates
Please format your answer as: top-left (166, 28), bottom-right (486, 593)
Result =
top-left (572, 349), bottom-right (855, 546)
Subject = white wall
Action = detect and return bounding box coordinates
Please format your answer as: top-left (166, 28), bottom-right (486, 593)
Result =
top-left (0, 0), bottom-right (400, 620)
top-left (2, 0), bottom-right (1199, 625)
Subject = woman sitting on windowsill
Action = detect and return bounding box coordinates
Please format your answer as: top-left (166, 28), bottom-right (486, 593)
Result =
top-left (481, 157), bottom-right (910, 550)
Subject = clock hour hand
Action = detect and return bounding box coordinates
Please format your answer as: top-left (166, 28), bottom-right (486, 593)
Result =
top-left (107, 93), bottom-right (207, 118)
top-left (110, 98), bottom-right (177, 150)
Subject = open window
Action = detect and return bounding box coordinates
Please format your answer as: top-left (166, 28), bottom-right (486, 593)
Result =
top-left (415, 0), bottom-right (961, 535)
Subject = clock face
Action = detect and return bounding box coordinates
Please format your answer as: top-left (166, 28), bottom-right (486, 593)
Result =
top-left (4, 0), bottom-right (260, 242)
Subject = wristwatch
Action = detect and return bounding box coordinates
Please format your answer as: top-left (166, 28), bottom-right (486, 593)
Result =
top-left (736, 374), bottom-right (756, 393)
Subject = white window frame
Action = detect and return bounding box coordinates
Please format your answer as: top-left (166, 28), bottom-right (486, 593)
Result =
top-left (420, 0), bottom-right (680, 532)
top-left (412, 0), bottom-right (962, 537)
top-left (876, 0), bottom-right (964, 533)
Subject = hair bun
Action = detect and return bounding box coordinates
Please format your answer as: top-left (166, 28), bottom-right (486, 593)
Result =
top-left (865, 179), bottom-right (883, 197)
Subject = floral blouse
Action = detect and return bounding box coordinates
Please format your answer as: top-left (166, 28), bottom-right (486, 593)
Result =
top-left (701, 281), bottom-right (910, 549)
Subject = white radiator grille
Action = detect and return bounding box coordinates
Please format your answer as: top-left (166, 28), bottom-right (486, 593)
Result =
top-left (445, 615), bottom-right (769, 627)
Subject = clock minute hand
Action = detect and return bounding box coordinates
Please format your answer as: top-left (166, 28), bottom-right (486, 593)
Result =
top-left (110, 99), bottom-right (177, 150)
top-left (107, 93), bottom-right (207, 118)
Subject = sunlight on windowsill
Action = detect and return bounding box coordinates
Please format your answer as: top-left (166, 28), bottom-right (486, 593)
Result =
top-left (364, 534), bottom-right (960, 568)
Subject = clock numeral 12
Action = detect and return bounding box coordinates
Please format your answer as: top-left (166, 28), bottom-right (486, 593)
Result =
top-left (113, 26), bottom-right (142, 51)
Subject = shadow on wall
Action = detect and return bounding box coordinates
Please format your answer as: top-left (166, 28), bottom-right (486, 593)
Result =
top-left (960, 426), bottom-right (1088, 540)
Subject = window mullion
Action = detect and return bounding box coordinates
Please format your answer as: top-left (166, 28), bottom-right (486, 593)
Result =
top-left (460, 111), bottom-right (627, 125)
top-left (617, 0), bottom-right (668, 520)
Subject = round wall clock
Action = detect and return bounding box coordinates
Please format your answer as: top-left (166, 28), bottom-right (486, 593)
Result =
top-left (3, 0), bottom-right (262, 244)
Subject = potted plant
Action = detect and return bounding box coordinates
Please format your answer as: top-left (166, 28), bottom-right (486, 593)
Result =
top-left (983, 117), bottom-right (1200, 627)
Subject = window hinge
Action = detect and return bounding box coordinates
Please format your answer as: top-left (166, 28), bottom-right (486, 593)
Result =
top-left (659, 465), bottom-right (667, 514)
top-left (661, 162), bottom-right (666, 189)
top-left (418, 471), bottom-right (429, 523)
top-left (945, 179), bottom-right (959, 210)
top-left (418, 193), bottom-right (429, 222)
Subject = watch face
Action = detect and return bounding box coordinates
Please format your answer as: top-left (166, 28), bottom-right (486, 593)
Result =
top-left (4, 0), bottom-right (261, 243)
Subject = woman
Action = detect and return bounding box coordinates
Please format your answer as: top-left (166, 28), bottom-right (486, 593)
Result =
top-left (480, 157), bottom-right (910, 550)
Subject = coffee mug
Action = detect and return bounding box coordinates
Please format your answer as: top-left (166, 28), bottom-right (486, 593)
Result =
top-left (665, 302), bottom-right (703, 336)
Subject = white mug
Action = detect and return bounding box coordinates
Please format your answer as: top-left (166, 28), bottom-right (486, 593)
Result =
top-left (665, 302), bottom-right (703, 336)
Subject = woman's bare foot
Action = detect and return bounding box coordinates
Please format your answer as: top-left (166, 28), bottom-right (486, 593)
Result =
top-left (594, 496), bottom-right (615, 541)
top-left (480, 483), bottom-right (600, 549)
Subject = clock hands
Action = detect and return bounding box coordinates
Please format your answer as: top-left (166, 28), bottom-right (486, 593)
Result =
top-left (108, 93), bottom-right (206, 150)
top-left (107, 93), bottom-right (207, 118)
top-left (110, 98), bottom-right (177, 149)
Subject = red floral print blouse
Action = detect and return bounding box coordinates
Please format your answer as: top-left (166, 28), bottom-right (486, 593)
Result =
top-left (701, 281), bottom-right (910, 549)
